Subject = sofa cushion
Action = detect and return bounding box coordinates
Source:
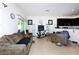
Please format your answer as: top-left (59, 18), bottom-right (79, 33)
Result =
top-left (3, 33), bottom-right (23, 44)
top-left (0, 35), bottom-right (9, 44)
top-left (16, 37), bottom-right (30, 45)
top-left (4, 35), bottom-right (15, 44)
top-left (12, 35), bottom-right (22, 43)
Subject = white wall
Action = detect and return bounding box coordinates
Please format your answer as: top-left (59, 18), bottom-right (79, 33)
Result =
top-left (26, 16), bottom-right (79, 43)
top-left (0, 3), bottom-right (26, 37)
top-left (26, 16), bottom-right (57, 36)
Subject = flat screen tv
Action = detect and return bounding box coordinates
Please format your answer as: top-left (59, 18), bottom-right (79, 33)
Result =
top-left (57, 18), bottom-right (79, 26)
top-left (38, 25), bottom-right (44, 31)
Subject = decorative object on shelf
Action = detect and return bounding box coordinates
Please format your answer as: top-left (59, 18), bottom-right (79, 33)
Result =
top-left (10, 13), bottom-right (15, 19)
top-left (48, 20), bottom-right (53, 25)
top-left (28, 19), bottom-right (33, 25)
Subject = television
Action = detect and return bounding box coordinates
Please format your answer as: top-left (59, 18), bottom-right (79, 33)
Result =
top-left (38, 25), bottom-right (44, 31)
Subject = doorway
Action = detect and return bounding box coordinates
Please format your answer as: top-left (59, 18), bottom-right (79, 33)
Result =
top-left (18, 15), bottom-right (26, 32)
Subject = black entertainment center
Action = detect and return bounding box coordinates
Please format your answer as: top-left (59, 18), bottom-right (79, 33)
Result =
top-left (37, 25), bottom-right (45, 38)
top-left (57, 18), bottom-right (79, 29)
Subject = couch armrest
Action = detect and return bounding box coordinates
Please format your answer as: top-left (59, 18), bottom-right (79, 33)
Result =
top-left (0, 44), bottom-right (28, 55)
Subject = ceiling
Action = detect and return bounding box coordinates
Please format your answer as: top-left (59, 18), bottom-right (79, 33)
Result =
top-left (15, 3), bottom-right (79, 16)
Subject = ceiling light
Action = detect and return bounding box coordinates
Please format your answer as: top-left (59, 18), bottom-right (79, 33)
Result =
top-left (72, 9), bottom-right (75, 11)
top-left (45, 9), bottom-right (50, 12)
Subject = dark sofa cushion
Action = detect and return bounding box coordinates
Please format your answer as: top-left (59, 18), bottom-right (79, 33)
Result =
top-left (16, 37), bottom-right (30, 45)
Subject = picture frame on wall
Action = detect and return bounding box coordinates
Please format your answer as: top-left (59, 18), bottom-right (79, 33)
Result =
top-left (48, 20), bottom-right (53, 25)
top-left (28, 19), bottom-right (33, 25)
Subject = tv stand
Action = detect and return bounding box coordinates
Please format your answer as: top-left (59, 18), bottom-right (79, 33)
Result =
top-left (37, 31), bottom-right (45, 38)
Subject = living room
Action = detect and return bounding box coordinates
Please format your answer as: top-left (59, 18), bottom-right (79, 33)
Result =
top-left (1, 2), bottom-right (79, 55)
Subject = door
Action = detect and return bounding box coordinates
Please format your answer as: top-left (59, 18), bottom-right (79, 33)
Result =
top-left (18, 15), bottom-right (25, 32)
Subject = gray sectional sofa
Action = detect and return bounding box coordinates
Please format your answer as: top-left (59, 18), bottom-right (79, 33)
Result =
top-left (0, 32), bottom-right (33, 55)
top-left (47, 33), bottom-right (69, 46)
